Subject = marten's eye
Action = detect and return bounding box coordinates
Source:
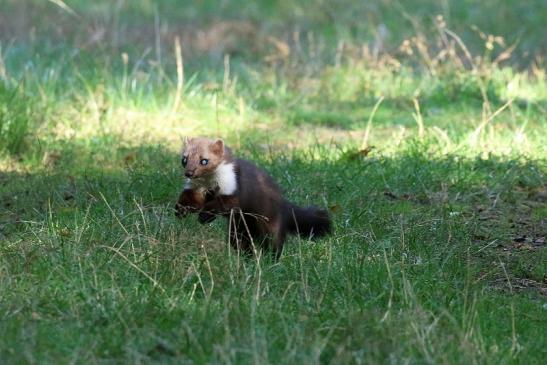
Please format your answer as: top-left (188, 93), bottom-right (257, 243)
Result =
top-left (200, 159), bottom-right (209, 166)
top-left (181, 156), bottom-right (187, 166)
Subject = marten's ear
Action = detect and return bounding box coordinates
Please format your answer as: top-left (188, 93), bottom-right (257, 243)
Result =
top-left (210, 139), bottom-right (225, 156)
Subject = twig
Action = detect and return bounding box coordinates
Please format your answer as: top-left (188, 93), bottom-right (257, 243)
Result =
top-left (172, 36), bottom-right (184, 112)
top-left (223, 54), bottom-right (230, 93)
top-left (412, 98), bottom-right (424, 140)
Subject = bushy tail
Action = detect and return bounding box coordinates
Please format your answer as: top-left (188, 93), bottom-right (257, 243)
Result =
top-left (286, 203), bottom-right (331, 239)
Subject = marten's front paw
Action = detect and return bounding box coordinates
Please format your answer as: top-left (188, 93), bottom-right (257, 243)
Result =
top-left (176, 189), bottom-right (207, 218)
top-left (174, 203), bottom-right (195, 218)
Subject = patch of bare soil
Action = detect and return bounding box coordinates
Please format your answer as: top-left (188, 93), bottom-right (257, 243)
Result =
top-left (473, 186), bottom-right (546, 296)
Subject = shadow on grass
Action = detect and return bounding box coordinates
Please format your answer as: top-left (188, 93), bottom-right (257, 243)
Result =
top-left (1, 137), bottom-right (545, 363)
top-left (2, 137), bottom-right (544, 282)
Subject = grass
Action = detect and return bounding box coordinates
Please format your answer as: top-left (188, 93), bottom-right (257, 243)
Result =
top-left (0, 81), bottom-right (36, 154)
top-left (1, 0), bottom-right (546, 364)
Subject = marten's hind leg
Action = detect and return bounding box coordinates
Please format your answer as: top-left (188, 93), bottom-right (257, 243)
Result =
top-left (270, 220), bottom-right (286, 261)
top-left (257, 217), bottom-right (285, 260)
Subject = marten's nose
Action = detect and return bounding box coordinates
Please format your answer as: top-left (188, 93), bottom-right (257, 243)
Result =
top-left (185, 170), bottom-right (195, 178)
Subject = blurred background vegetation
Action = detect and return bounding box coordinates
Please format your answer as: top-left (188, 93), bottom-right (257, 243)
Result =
top-left (0, 0), bottom-right (545, 156)
top-left (2, 0), bottom-right (546, 62)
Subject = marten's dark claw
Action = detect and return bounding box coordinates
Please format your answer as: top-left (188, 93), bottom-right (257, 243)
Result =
top-left (198, 211), bottom-right (216, 224)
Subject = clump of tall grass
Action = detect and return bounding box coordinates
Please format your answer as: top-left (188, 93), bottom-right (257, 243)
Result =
top-left (0, 81), bottom-right (36, 155)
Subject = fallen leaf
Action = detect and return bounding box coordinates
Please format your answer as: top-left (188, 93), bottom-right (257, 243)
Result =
top-left (124, 152), bottom-right (137, 165)
top-left (359, 146), bottom-right (375, 156)
top-left (344, 146), bottom-right (376, 161)
top-left (42, 151), bottom-right (61, 167)
top-left (329, 203), bottom-right (342, 213)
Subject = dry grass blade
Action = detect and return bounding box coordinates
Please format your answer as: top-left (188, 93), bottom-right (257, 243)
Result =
top-left (47, 0), bottom-right (80, 18)
top-left (360, 96), bottom-right (384, 149)
top-left (101, 244), bottom-right (165, 292)
top-left (444, 28), bottom-right (492, 113)
top-left (498, 258), bottom-right (521, 357)
top-left (469, 98), bottom-right (514, 145)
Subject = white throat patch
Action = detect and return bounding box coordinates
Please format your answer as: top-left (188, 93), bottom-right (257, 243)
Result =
top-left (185, 162), bottom-right (237, 195)
top-left (215, 162), bottom-right (237, 195)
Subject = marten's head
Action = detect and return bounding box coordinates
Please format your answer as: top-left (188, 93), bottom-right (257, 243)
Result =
top-left (181, 137), bottom-right (226, 179)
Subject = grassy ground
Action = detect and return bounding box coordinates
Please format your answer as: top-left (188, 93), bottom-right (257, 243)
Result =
top-left (1, 1), bottom-right (546, 364)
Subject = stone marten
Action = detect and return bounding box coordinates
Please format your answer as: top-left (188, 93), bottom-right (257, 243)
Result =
top-left (175, 137), bottom-right (331, 259)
